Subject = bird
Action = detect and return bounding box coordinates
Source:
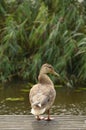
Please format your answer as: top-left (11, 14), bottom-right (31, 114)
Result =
top-left (29, 63), bottom-right (60, 121)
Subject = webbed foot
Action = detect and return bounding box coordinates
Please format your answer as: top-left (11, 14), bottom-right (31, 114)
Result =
top-left (35, 116), bottom-right (44, 120)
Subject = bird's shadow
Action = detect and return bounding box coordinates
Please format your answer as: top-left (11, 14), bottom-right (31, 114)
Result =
top-left (31, 118), bottom-right (57, 130)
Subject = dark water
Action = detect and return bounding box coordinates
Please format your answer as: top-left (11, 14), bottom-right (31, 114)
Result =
top-left (0, 81), bottom-right (86, 115)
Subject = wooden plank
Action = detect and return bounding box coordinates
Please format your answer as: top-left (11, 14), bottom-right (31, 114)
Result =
top-left (0, 115), bottom-right (86, 130)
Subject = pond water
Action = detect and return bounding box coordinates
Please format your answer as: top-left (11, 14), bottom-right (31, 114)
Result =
top-left (0, 81), bottom-right (86, 115)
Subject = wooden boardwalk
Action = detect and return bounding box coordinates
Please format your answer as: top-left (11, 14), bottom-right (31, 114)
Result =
top-left (0, 115), bottom-right (86, 130)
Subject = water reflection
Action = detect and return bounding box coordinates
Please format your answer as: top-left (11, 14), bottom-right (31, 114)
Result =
top-left (0, 82), bottom-right (86, 115)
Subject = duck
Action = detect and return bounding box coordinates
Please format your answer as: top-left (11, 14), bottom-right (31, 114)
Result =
top-left (29, 63), bottom-right (60, 121)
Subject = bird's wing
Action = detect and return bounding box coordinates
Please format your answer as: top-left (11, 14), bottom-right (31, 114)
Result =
top-left (29, 84), bottom-right (51, 107)
top-left (29, 83), bottom-right (56, 108)
top-left (31, 94), bottom-right (50, 107)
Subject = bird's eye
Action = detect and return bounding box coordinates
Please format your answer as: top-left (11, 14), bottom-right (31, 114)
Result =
top-left (48, 66), bottom-right (52, 68)
top-left (48, 66), bottom-right (53, 69)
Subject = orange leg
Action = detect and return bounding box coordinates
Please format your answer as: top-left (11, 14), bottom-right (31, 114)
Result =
top-left (36, 116), bottom-right (44, 120)
top-left (44, 110), bottom-right (54, 121)
top-left (36, 116), bottom-right (40, 120)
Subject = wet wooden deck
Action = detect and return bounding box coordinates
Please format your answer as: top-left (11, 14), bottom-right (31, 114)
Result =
top-left (0, 115), bottom-right (86, 130)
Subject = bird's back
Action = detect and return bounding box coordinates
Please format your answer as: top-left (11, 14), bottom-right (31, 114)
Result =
top-left (29, 83), bottom-right (56, 115)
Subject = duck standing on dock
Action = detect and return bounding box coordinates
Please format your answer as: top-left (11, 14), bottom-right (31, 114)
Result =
top-left (29, 63), bottom-right (60, 121)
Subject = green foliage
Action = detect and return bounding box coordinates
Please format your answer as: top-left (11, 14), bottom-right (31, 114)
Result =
top-left (0, 0), bottom-right (86, 86)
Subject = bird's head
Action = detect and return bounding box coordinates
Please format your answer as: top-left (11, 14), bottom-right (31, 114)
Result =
top-left (40, 63), bottom-right (60, 77)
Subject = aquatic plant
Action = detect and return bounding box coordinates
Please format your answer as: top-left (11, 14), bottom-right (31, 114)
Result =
top-left (0, 0), bottom-right (86, 86)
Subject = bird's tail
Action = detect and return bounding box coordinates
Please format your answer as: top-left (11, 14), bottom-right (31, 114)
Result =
top-left (31, 107), bottom-right (45, 116)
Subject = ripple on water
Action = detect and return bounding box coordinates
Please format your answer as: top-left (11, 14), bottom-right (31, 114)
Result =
top-left (51, 102), bottom-right (86, 115)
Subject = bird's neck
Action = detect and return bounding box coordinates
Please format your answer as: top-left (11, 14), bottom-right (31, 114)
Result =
top-left (38, 73), bottom-right (54, 85)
